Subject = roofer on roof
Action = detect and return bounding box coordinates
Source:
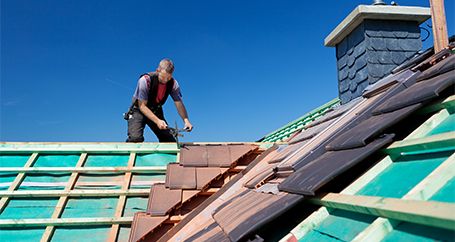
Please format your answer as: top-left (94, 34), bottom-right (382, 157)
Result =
top-left (125, 58), bottom-right (193, 142)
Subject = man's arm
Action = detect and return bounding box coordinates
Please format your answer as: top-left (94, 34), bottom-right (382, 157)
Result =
top-left (174, 100), bottom-right (193, 131)
top-left (138, 100), bottom-right (168, 130)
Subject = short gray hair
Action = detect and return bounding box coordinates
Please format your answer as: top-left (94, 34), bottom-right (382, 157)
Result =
top-left (158, 58), bottom-right (175, 74)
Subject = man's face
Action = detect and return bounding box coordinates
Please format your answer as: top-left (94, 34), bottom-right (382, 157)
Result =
top-left (157, 70), bottom-right (173, 83)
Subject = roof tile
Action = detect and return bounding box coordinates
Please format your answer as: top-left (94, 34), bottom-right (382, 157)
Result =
top-left (165, 163), bottom-right (196, 189)
top-left (128, 212), bottom-right (168, 242)
top-left (196, 167), bottom-right (222, 190)
top-left (213, 190), bottom-right (303, 241)
top-left (147, 184), bottom-right (182, 216)
top-left (279, 134), bottom-right (395, 195)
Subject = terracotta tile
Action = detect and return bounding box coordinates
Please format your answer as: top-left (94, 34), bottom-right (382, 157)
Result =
top-left (166, 163), bottom-right (196, 189)
top-left (196, 167), bottom-right (222, 189)
top-left (186, 221), bottom-right (230, 242)
top-left (128, 212), bottom-right (168, 242)
top-left (213, 190), bottom-right (303, 241)
top-left (182, 190), bottom-right (200, 203)
top-left (147, 184), bottom-right (182, 216)
top-left (228, 144), bottom-right (257, 163)
top-left (180, 145), bottom-right (209, 167)
top-left (207, 145), bottom-right (231, 167)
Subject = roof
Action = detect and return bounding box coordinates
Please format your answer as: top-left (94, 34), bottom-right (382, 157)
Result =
top-left (154, 42), bottom-right (455, 241)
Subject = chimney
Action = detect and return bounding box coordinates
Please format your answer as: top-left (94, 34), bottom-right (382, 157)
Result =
top-left (325, 4), bottom-right (431, 104)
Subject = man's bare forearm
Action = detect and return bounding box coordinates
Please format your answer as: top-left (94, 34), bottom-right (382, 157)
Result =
top-left (175, 101), bottom-right (189, 121)
top-left (138, 101), bottom-right (160, 123)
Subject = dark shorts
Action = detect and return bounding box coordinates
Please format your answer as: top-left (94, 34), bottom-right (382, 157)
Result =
top-left (126, 107), bottom-right (176, 143)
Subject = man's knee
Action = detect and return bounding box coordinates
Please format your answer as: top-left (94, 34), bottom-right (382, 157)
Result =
top-left (126, 136), bottom-right (144, 143)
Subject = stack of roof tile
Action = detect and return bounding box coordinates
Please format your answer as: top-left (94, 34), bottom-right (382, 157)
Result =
top-left (153, 44), bottom-right (454, 241)
top-left (128, 143), bottom-right (258, 242)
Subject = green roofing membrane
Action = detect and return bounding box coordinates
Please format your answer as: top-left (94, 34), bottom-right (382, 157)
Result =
top-left (51, 226), bottom-right (111, 242)
top-left (300, 209), bottom-right (377, 242)
top-left (0, 149), bottom-right (178, 241)
top-left (429, 177), bottom-right (455, 203)
top-left (135, 153), bottom-right (177, 166)
top-left (355, 151), bottom-right (451, 198)
top-left (0, 228), bottom-right (46, 242)
top-left (19, 173), bottom-right (71, 190)
top-left (33, 155), bottom-right (80, 167)
top-left (0, 173), bottom-right (18, 190)
top-left (0, 198), bottom-right (58, 219)
top-left (119, 225), bottom-right (132, 242)
top-left (0, 155), bottom-right (31, 167)
top-left (61, 197), bottom-right (118, 218)
top-left (427, 112), bottom-right (455, 136)
top-left (383, 221), bottom-right (455, 242)
top-left (84, 154), bottom-right (129, 167)
top-left (124, 197), bottom-right (148, 217)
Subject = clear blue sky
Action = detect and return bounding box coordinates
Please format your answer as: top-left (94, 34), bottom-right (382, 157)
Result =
top-left (1, 0), bottom-right (454, 142)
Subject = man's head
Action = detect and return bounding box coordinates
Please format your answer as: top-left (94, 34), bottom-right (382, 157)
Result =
top-left (156, 58), bottom-right (174, 83)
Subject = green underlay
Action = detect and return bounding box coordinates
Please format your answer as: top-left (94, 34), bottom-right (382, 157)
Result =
top-left (33, 155), bottom-right (80, 167)
top-left (84, 155), bottom-right (129, 167)
top-left (0, 198), bottom-right (58, 219)
top-left (19, 173), bottom-right (71, 190)
top-left (0, 152), bottom-right (175, 241)
top-left (383, 221), bottom-right (455, 242)
top-left (356, 151), bottom-right (451, 198)
top-left (51, 226), bottom-right (111, 242)
top-left (0, 155), bottom-right (31, 167)
top-left (429, 177), bottom-right (455, 203)
top-left (427, 112), bottom-right (455, 136)
top-left (61, 197), bottom-right (118, 218)
top-left (0, 173), bottom-right (18, 190)
top-left (300, 209), bottom-right (376, 241)
top-left (119, 225), bottom-right (132, 242)
top-left (135, 153), bottom-right (177, 166)
top-left (123, 197), bottom-right (148, 217)
top-left (0, 227), bottom-right (45, 242)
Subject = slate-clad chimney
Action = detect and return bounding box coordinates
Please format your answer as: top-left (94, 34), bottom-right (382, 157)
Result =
top-left (325, 4), bottom-right (431, 104)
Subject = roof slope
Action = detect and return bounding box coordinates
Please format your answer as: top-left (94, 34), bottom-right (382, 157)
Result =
top-left (157, 42), bottom-right (455, 241)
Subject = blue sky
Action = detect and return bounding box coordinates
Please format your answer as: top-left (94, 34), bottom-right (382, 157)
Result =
top-left (1, 0), bottom-right (454, 142)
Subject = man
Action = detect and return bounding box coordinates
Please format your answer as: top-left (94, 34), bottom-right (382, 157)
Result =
top-left (126, 58), bottom-right (193, 142)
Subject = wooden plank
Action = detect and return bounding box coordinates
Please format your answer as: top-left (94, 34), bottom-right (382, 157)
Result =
top-left (0, 153), bottom-right (38, 213)
top-left (430, 0), bottom-right (449, 52)
top-left (279, 207), bottom-right (330, 242)
top-left (0, 166), bottom-right (167, 173)
top-left (0, 180), bottom-right (162, 188)
top-left (352, 153), bottom-right (455, 241)
top-left (0, 189), bottom-right (150, 197)
top-left (0, 217), bottom-right (133, 227)
top-left (199, 188), bottom-right (220, 196)
top-left (342, 156), bottom-right (394, 195)
top-left (406, 108), bottom-right (450, 139)
top-left (107, 152), bottom-right (136, 242)
top-left (41, 153), bottom-right (88, 242)
top-left (229, 165), bottom-right (248, 173)
top-left (0, 142), bottom-right (179, 153)
top-left (385, 131), bottom-right (455, 156)
top-left (308, 193), bottom-right (455, 231)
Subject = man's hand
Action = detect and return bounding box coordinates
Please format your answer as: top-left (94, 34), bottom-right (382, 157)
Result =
top-left (184, 120), bottom-right (193, 132)
top-left (156, 120), bottom-right (168, 130)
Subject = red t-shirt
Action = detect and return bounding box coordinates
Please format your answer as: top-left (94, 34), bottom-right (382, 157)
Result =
top-left (156, 83), bottom-right (167, 104)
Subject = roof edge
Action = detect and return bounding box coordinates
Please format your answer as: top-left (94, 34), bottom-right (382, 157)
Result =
top-left (324, 5), bottom-right (431, 47)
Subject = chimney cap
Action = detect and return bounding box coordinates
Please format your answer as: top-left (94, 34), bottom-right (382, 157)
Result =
top-left (324, 5), bottom-right (430, 47)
